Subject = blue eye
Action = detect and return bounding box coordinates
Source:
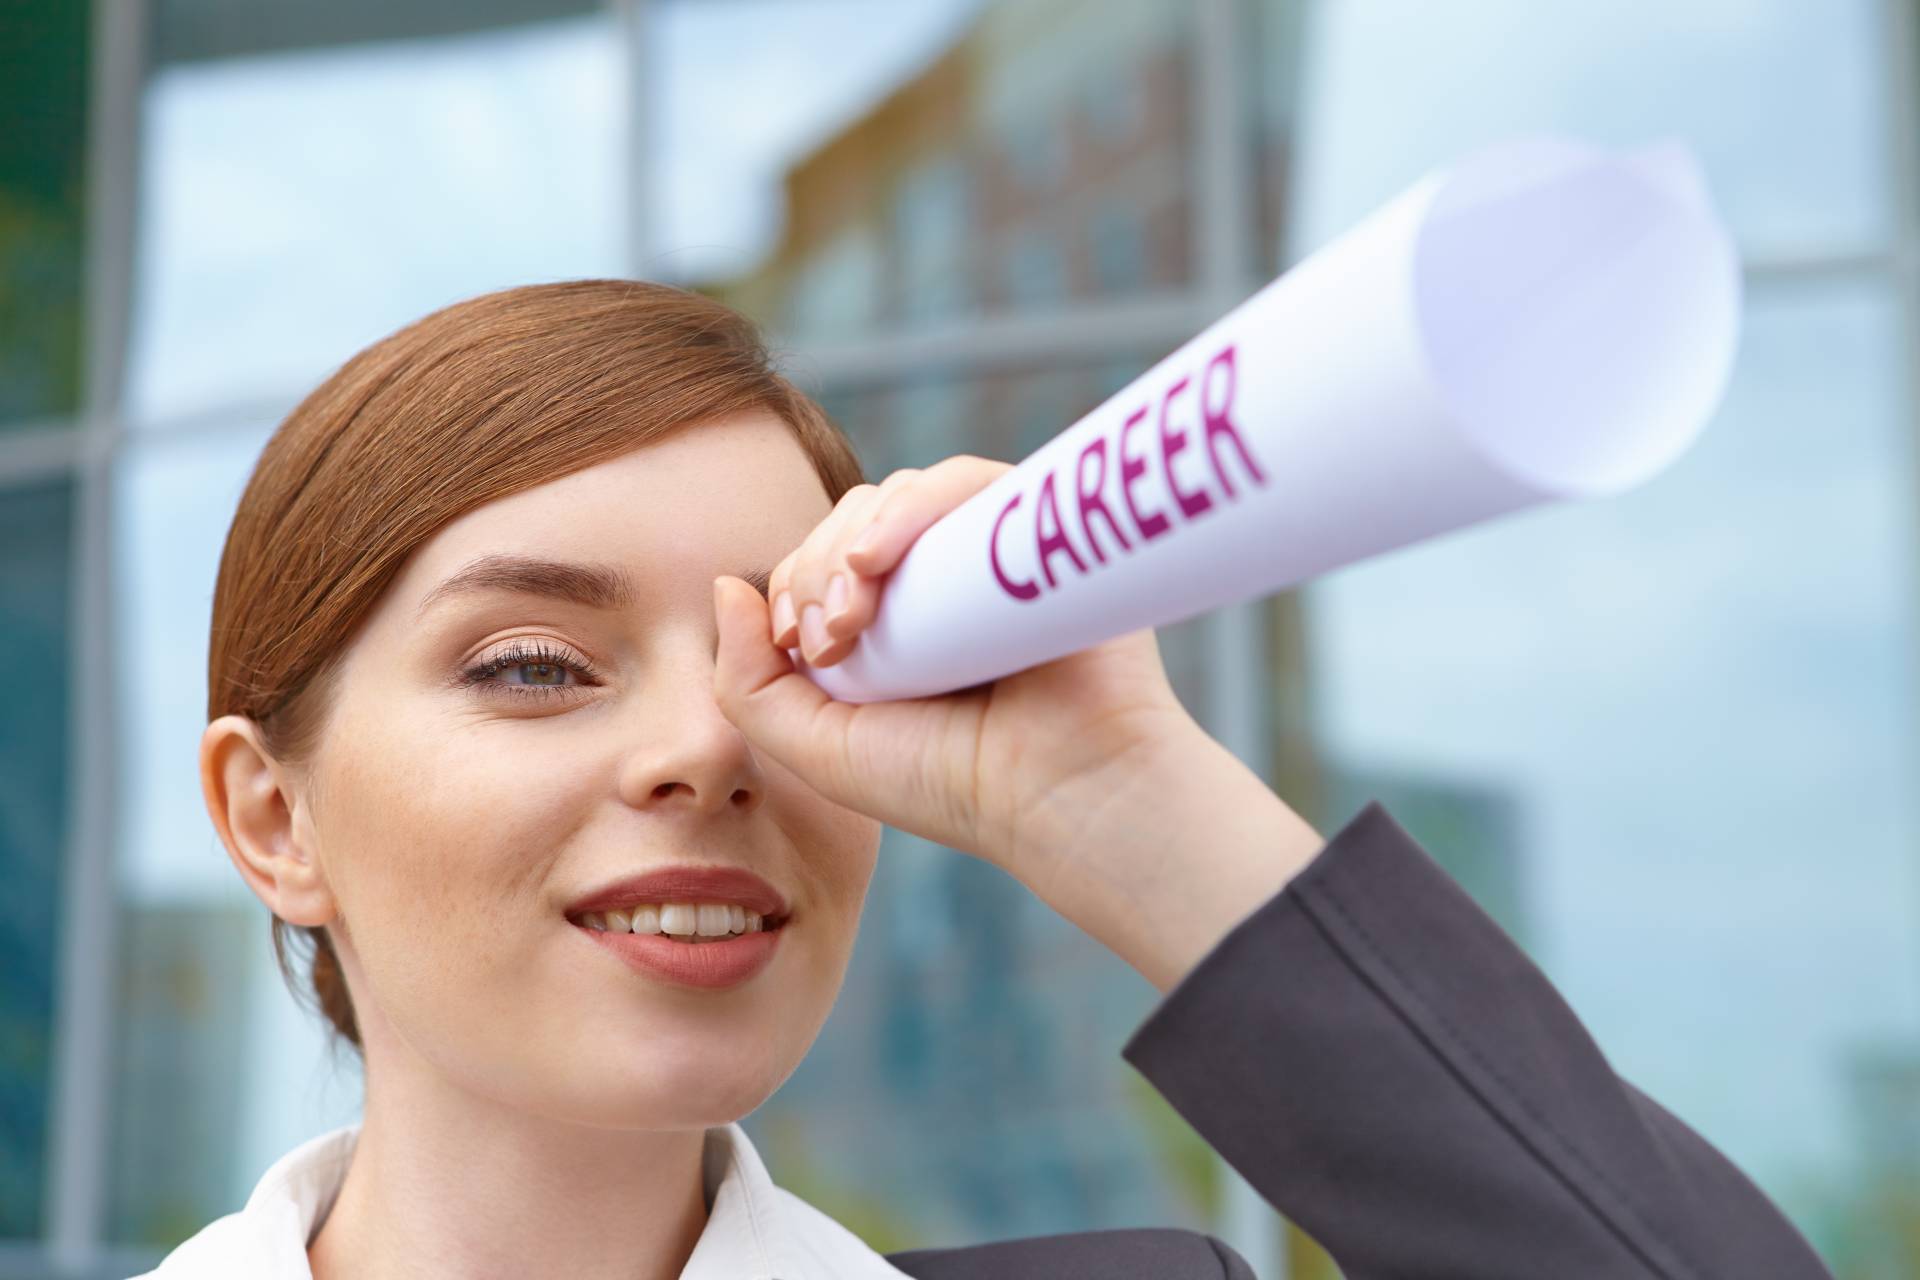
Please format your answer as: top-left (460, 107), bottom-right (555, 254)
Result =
top-left (461, 641), bottom-right (600, 700)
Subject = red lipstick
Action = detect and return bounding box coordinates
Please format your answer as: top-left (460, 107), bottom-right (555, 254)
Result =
top-left (564, 864), bottom-right (790, 990)
top-left (572, 925), bottom-right (782, 989)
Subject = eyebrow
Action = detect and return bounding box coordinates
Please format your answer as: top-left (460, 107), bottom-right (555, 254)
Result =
top-left (414, 554), bottom-right (770, 621)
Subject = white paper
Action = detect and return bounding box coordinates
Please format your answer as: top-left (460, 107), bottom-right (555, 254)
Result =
top-left (797, 136), bottom-right (1741, 703)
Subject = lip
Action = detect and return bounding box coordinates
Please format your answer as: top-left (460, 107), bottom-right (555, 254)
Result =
top-left (563, 864), bottom-right (790, 921)
top-left (572, 924), bottom-right (783, 989)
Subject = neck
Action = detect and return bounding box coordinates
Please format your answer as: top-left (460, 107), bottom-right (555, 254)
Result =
top-left (307, 1038), bottom-right (710, 1280)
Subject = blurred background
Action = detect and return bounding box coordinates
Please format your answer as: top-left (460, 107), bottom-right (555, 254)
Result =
top-left (2, 0), bottom-right (1917, 1275)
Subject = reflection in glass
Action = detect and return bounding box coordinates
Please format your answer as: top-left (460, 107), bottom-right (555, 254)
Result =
top-left (127, 14), bottom-right (625, 427)
top-left (0, 480), bottom-right (74, 1237)
top-left (893, 156), bottom-right (976, 325)
top-left (692, 0), bottom-right (1200, 343)
top-left (1305, 281), bottom-right (1920, 1265)
top-left (1286, 0), bottom-right (1889, 260)
top-left (106, 427), bottom-right (362, 1250)
top-left (0, 1), bottom-right (89, 426)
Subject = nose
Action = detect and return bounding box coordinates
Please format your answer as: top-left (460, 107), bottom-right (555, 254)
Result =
top-left (615, 658), bottom-right (764, 818)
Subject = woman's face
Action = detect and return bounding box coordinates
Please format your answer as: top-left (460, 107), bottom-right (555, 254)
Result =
top-left (297, 408), bottom-right (881, 1130)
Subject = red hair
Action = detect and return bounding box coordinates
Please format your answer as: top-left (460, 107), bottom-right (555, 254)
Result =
top-left (206, 279), bottom-right (866, 1054)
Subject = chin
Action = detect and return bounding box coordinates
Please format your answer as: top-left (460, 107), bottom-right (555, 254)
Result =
top-left (514, 1034), bottom-right (792, 1132)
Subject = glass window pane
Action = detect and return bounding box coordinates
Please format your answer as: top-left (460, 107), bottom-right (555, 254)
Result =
top-left (1279, 0), bottom-right (1892, 263)
top-left (126, 14), bottom-right (627, 428)
top-left (0, 478), bottom-right (75, 1239)
top-left (105, 425), bottom-right (362, 1252)
top-left (660, 0), bottom-right (1200, 344)
top-left (1303, 279), bottom-right (1919, 1267)
top-left (0, 0), bottom-right (90, 427)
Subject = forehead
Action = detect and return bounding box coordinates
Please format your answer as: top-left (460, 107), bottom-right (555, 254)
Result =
top-left (393, 409), bottom-right (836, 610)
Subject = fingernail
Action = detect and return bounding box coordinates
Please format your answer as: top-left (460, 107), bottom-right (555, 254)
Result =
top-left (771, 591), bottom-right (795, 644)
top-left (825, 572), bottom-right (848, 621)
top-left (800, 603), bottom-right (830, 662)
top-left (849, 524), bottom-right (881, 558)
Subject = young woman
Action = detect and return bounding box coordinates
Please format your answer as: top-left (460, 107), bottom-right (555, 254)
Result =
top-left (147, 280), bottom-right (1832, 1278)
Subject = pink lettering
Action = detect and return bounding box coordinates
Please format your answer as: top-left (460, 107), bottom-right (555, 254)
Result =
top-left (1201, 344), bottom-right (1268, 498)
top-left (1034, 471), bottom-right (1087, 588)
top-left (985, 342), bottom-right (1260, 603)
top-left (1118, 406), bottom-right (1171, 541)
top-left (990, 492), bottom-right (1039, 600)
top-left (1074, 437), bottom-right (1131, 564)
top-left (1158, 374), bottom-right (1212, 519)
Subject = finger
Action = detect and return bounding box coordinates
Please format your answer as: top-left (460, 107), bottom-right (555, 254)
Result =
top-left (712, 575), bottom-right (857, 789)
top-left (814, 470), bottom-right (925, 658)
top-left (788, 482), bottom-right (883, 607)
top-left (806, 571), bottom-right (876, 668)
top-left (792, 486), bottom-right (892, 664)
top-left (845, 455), bottom-right (1013, 578)
top-left (769, 492), bottom-right (860, 651)
top-left (811, 460), bottom-right (995, 666)
top-left (768, 547), bottom-right (801, 650)
top-left (770, 482), bottom-right (881, 652)
top-left (818, 566), bottom-right (879, 645)
top-left (768, 547), bottom-right (802, 649)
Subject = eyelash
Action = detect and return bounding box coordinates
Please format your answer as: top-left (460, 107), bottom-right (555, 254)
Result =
top-left (459, 641), bottom-right (602, 701)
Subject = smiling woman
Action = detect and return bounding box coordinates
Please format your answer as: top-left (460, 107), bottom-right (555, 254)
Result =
top-left (202, 281), bottom-right (859, 1057)
top-left (157, 277), bottom-right (1836, 1280)
top-left (180, 280), bottom-right (904, 1278)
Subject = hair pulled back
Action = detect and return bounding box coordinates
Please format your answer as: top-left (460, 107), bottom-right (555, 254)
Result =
top-left (206, 280), bottom-right (866, 1056)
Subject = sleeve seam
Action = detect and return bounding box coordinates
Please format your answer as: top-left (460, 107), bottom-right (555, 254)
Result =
top-left (1204, 1231), bottom-right (1250, 1279)
top-left (1302, 876), bottom-right (1707, 1280)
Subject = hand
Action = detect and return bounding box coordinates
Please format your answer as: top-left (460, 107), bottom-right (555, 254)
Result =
top-left (710, 454), bottom-right (1198, 891)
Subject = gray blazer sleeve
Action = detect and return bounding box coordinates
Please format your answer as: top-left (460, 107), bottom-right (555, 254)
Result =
top-left (1120, 800), bottom-right (1834, 1279)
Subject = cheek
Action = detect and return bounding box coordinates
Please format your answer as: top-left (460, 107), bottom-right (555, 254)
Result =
top-left (785, 800), bottom-right (883, 992)
top-left (313, 709), bottom-right (585, 998)
top-left (770, 774), bottom-right (883, 922)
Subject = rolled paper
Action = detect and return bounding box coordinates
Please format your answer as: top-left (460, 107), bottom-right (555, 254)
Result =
top-left (797, 135), bottom-right (1741, 704)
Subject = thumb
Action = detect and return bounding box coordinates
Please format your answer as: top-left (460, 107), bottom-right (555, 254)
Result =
top-left (711, 575), bottom-right (858, 787)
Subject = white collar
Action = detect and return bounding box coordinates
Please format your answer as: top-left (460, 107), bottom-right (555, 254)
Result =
top-left (136, 1120), bottom-right (912, 1279)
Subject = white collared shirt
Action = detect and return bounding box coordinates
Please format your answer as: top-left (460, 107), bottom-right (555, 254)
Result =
top-left (132, 1120), bottom-right (913, 1279)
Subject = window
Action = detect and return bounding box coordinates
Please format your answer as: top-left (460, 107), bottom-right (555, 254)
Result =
top-left (13, 0), bottom-right (1912, 1273)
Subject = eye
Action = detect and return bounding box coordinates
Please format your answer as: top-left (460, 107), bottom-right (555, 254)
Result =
top-left (459, 640), bottom-right (602, 701)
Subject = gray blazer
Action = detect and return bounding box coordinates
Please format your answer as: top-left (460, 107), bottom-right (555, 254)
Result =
top-left (881, 802), bottom-right (1834, 1279)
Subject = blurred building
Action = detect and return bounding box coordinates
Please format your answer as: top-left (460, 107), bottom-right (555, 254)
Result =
top-left (5, 0), bottom-right (1918, 1277)
top-left (103, 902), bottom-right (253, 1246)
top-left (706, 0), bottom-right (1293, 475)
top-left (0, 487), bottom-right (74, 1242)
top-left (1850, 1046), bottom-right (1920, 1184)
top-left (1322, 765), bottom-right (1531, 953)
top-left (1844, 1045), bottom-right (1920, 1276)
top-left (714, 4), bottom-right (1194, 338)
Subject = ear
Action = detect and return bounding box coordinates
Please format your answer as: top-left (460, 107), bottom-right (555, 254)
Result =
top-left (200, 714), bottom-right (337, 928)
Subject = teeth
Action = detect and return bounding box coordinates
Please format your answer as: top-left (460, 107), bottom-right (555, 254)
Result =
top-left (579, 902), bottom-right (771, 941)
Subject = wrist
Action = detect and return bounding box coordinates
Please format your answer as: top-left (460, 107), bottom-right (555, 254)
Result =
top-left (1014, 722), bottom-right (1327, 992)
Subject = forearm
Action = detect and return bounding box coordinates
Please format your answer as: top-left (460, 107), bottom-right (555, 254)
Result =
top-left (1016, 721), bottom-right (1326, 992)
top-left (1120, 801), bottom-right (1836, 1277)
